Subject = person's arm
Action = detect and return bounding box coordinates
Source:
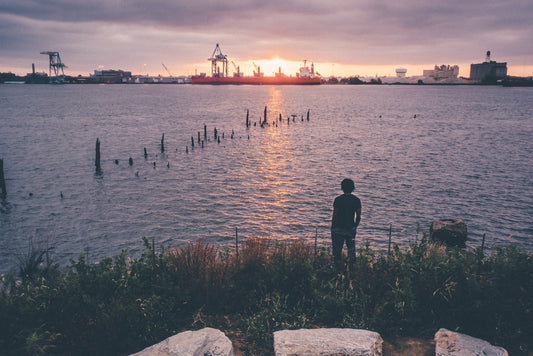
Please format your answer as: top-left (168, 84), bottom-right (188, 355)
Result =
top-left (331, 206), bottom-right (339, 231)
top-left (354, 208), bottom-right (361, 228)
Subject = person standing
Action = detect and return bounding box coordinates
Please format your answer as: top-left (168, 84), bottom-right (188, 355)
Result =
top-left (331, 178), bottom-right (362, 267)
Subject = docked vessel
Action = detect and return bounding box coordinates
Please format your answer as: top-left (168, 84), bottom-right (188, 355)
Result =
top-left (191, 44), bottom-right (321, 85)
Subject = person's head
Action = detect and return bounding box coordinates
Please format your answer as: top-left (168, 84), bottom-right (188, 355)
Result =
top-left (341, 178), bottom-right (355, 194)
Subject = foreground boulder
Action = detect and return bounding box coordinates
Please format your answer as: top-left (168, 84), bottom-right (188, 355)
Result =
top-left (435, 328), bottom-right (508, 356)
top-left (130, 327), bottom-right (234, 356)
top-left (430, 219), bottom-right (467, 247)
top-left (274, 328), bottom-right (383, 356)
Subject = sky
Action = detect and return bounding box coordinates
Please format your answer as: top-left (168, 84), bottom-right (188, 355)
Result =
top-left (1, 0), bottom-right (532, 78)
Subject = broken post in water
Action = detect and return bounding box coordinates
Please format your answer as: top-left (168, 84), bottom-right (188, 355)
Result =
top-left (144, 147), bottom-right (148, 159)
top-left (264, 106), bottom-right (267, 125)
top-left (0, 158), bottom-right (6, 199)
top-left (204, 124), bottom-right (207, 139)
top-left (307, 109), bottom-right (310, 121)
top-left (161, 133), bottom-right (165, 153)
top-left (246, 109), bottom-right (250, 127)
top-left (95, 138), bottom-right (101, 172)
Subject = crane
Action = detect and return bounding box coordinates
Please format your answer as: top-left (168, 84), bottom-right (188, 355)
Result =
top-left (208, 43), bottom-right (228, 78)
top-left (40, 51), bottom-right (66, 83)
top-left (231, 61), bottom-right (242, 77)
top-left (162, 63), bottom-right (173, 77)
top-left (252, 62), bottom-right (263, 77)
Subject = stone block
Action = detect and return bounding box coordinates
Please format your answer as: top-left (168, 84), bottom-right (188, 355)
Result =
top-left (274, 328), bottom-right (383, 356)
top-left (130, 327), bottom-right (234, 356)
top-left (430, 219), bottom-right (467, 247)
top-left (435, 328), bottom-right (508, 356)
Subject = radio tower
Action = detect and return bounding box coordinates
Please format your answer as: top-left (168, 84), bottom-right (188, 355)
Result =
top-left (40, 51), bottom-right (66, 83)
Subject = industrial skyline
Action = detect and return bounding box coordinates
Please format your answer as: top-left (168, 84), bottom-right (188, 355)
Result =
top-left (1, 0), bottom-right (532, 78)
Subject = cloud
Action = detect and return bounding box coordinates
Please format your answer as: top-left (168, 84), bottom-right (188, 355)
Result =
top-left (1, 0), bottom-right (532, 76)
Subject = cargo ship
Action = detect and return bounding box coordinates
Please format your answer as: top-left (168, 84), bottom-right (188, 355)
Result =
top-left (191, 44), bottom-right (322, 85)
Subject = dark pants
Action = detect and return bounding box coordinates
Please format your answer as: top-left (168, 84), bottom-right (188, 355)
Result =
top-left (332, 228), bottom-right (356, 266)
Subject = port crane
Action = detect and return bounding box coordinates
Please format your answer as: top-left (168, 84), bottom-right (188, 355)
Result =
top-left (252, 62), bottom-right (263, 77)
top-left (209, 43), bottom-right (228, 78)
top-left (40, 51), bottom-right (66, 83)
top-left (162, 63), bottom-right (173, 77)
top-left (231, 61), bottom-right (243, 77)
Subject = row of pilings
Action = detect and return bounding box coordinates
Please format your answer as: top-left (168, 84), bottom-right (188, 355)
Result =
top-left (0, 107), bottom-right (311, 200)
top-left (93, 106), bottom-right (311, 173)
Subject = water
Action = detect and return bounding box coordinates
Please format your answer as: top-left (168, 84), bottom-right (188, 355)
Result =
top-left (0, 84), bottom-right (532, 272)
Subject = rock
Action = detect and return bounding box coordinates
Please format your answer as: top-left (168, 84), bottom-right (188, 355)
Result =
top-left (435, 328), bottom-right (508, 356)
top-left (130, 327), bottom-right (234, 356)
top-left (430, 219), bottom-right (467, 247)
top-left (274, 328), bottom-right (383, 356)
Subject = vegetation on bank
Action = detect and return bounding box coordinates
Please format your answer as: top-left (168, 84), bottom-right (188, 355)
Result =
top-left (1, 236), bottom-right (532, 355)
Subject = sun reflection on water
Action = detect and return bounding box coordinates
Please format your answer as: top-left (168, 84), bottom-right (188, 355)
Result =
top-left (244, 87), bottom-right (305, 239)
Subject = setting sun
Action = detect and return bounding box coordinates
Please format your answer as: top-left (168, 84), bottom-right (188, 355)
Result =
top-left (240, 58), bottom-right (308, 77)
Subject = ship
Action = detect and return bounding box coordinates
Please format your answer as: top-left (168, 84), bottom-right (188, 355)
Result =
top-left (191, 44), bottom-right (322, 85)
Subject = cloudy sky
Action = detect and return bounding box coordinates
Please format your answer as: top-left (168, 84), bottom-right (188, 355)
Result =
top-left (1, 0), bottom-right (532, 78)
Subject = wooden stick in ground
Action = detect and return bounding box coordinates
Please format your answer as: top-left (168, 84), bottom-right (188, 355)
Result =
top-left (0, 158), bottom-right (7, 199)
top-left (388, 223), bottom-right (392, 255)
top-left (315, 226), bottom-right (318, 255)
top-left (235, 227), bottom-right (239, 261)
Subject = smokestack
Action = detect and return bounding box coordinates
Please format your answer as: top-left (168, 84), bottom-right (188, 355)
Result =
top-left (32, 63), bottom-right (35, 74)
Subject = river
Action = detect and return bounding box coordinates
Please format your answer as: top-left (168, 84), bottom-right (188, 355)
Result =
top-left (0, 84), bottom-right (531, 272)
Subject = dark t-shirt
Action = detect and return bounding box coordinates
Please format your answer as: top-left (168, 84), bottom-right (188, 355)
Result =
top-left (332, 194), bottom-right (361, 230)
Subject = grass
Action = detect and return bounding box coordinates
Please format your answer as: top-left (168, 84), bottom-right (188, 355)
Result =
top-left (1, 235), bottom-right (532, 355)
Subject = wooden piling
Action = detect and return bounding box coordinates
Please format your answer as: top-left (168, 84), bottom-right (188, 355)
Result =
top-left (129, 157), bottom-right (133, 166)
top-left (95, 138), bottom-right (101, 172)
top-left (204, 124), bottom-right (207, 139)
top-left (198, 132), bottom-right (201, 143)
top-left (0, 158), bottom-right (7, 199)
top-left (191, 136), bottom-right (194, 148)
top-left (214, 127), bottom-right (218, 140)
top-left (307, 109), bottom-right (310, 121)
top-left (246, 109), bottom-right (249, 127)
top-left (144, 147), bottom-right (148, 159)
top-left (264, 106), bottom-right (267, 125)
top-left (161, 133), bottom-right (165, 153)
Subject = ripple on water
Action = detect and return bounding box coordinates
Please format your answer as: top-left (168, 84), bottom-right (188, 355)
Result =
top-left (0, 85), bottom-right (532, 272)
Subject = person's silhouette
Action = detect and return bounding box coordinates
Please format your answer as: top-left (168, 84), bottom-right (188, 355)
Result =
top-left (331, 178), bottom-right (361, 267)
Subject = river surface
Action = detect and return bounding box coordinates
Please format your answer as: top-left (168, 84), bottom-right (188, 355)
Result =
top-left (0, 84), bottom-right (532, 272)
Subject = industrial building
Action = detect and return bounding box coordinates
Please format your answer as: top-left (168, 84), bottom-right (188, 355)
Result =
top-left (470, 51), bottom-right (507, 82)
top-left (423, 65), bottom-right (459, 80)
top-left (90, 70), bottom-right (132, 83)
